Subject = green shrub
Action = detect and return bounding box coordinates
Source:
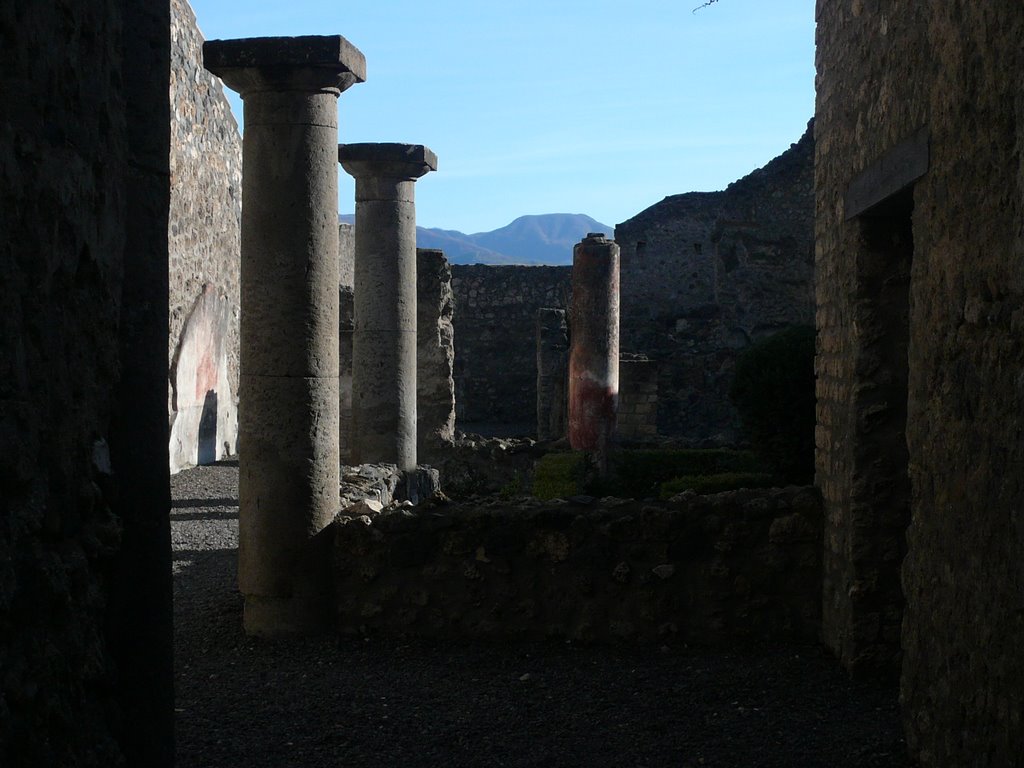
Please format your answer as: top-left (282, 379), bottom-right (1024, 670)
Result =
top-left (600, 448), bottom-right (763, 498)
top-left (729, 325), bottom-right (816, 484)
top-left (659, 472), bottom-right (776, 499)
top-left (532, 452), bottom-right (586, 499)
top-left (532, 448), bottom-right (767, 499)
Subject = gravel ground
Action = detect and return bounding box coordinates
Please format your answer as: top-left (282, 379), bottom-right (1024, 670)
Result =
top-left (172, 459), bottom-right (912, 768)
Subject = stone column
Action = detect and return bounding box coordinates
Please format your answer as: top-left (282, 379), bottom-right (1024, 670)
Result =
top-left (536, 307), bottom-right (568, 441)
top-left (338, 143), bottom-right (437, 470)
top-left (203, 35), bottom-right (366, 635)
top-left (568, 234), bottom-right (620, 467)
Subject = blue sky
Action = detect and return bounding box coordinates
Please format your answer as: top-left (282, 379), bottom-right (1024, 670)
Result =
top-left (189, 0), bottom-right (815, 234)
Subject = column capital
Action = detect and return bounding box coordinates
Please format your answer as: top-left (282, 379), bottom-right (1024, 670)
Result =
top-left (338, 143), bottom-right (437, 181)
top-left (203, 35), bottom-right (366, 96)
top-left (578, 232), bottom-right (613, 248)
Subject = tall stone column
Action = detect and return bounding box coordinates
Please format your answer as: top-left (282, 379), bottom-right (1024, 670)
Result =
top-left (568, 234), bottom-right (620, 469)
top-left (338, 143), bottom-right (437, 470)
top-left (203, 35), bottom-right (366, 635)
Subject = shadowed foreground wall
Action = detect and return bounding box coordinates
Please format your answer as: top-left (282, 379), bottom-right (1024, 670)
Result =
top-left (0, 1), bottom-right (173, 764)
top-left (334, 487), bottom-right (822, 644)
top-left (816, 1), bottom-right (1024, 763)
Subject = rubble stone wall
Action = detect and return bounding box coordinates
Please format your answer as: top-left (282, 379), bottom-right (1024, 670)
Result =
top-left (451, 265), bottom-right (571, 430)
top-left (816, 2), bottom-right (1024, 763)
top-left (334, 487), bottom-right (822, 644)
top-left (617, 356), bottom-right (659, 442)
top-left (168, 0), bottom-right (242, 472)
top-left (417, 249), bottom-right (456, 461)
top-left (615, 126), bottom-right (814, 443)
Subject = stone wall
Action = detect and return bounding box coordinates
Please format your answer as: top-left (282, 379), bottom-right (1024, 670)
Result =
top-left (617, 355), bottom-right (659, 442)
top-left (815, 2), bottom-right (1024, 763)
top-left (0, 1), bottom-right (173, 764)
top-left (168, 0), bottom-right (242, 472)
top-left (535, 308), bottom-right (568, 441)
top-left (417, 249), bottom-right (456, 461)
top-left (615, 125), bottom-right (814, 442)
top-left (334, 487), bottom-right (822, 644)
top-left (451, 265), bottom-right (571, 431)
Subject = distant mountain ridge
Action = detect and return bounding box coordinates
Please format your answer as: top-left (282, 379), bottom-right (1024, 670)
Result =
top-left (338, 213), bottom-right (613, 265)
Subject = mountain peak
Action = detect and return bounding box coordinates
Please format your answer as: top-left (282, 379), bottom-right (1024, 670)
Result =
top-left (339, 212), bottom-right (613, 265)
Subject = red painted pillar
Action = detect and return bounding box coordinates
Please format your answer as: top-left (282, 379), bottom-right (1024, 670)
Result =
top-left (568, 233), bottom-right (620, 468)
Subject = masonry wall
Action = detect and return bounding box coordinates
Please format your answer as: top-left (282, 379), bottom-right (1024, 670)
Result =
top-left (451, 265), bottom-right (571, 431)
top-left (617, 355), bottom-right (659, 442)
top-left (334, 487), bottom-right (822, 645)
top-left (815, 1), bottom-right (1024, 763)
top-left (168, 0), bottom-right (243, 472)
top-left (417, 249), bottom-right (456, 461)
top-left (0, 1), bottom-right (173, 764)
top-left (615, 126), bottom-right (814, 442)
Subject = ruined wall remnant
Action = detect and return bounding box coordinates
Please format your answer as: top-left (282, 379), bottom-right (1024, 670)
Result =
top-left (615, 125), bottom-right (814, 442)
top-left (536, 308), bottom-right (569, 441)
top-left (339, 224), bottom-right (355, 462)
top-left (334, 487), bottom-right (823, 644)
top-left (451, 265), bottom-right (571, 431)
top-left (417, 248), bottom-right (456, 461)
top-left (816, 2), bottom-right (1024, 763)
top-left (339, 285), bottom-right (355, 462)
top-left (169, 0), bottom-right (242, 472)
top-left (0, 0), bottom-right (173, 764)
top-left (339, 222), bottom-right (355, 287)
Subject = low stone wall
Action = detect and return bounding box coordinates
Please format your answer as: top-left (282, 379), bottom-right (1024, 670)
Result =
top-left (333, 486), bottom-right (822, 644)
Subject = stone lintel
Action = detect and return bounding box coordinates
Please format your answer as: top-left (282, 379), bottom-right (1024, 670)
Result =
top-left (203, 35), bottom-right (366, 95)
top-left (845, 126), bottom-right (929, 219)
top-left (338, 143), bottom-right (438, 180)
